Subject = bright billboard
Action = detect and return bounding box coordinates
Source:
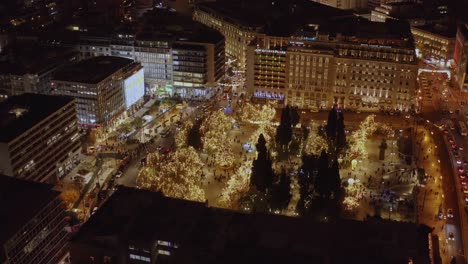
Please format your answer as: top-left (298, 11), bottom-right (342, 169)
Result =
top-left (124, 68), bottom-right (144, 108)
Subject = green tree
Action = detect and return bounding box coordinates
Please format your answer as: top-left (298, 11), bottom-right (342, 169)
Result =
top-left (132, 117), bottom-right (145, 129)
top-left (251, 134), bottom-right (275, 192)
top-left (275, 106), bottom-right (292, 148)
top-left (187, 118), bottom-right (203, 150)
top-left (326, 107), bottom-right (337, 140)
top-left (270, 169), bottom-right (292, 211)
top-left (290, 106), bottom-right (300, 128)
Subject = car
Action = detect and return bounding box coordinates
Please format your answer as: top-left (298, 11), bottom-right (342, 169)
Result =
top-left (460, 146), bottom-right (464, 151)
top-left (156, 145), bottom-right (163, 151)
top-left (459, 166), bottom-right (465, 173)
top-left (457, 159), bottom-right (463, 165)
top-left (460, 172), bottom-right (466, 180)
top-left (115, 171), bottom-right (123, 178)
top-left (447, 209), bottom-right (454, 218)
top-left (448, 137), bottom-right (454, 144)
top-left (444, 129), bottom-right (449, 134)
top-left (448, 232), bottom-right (455, 241)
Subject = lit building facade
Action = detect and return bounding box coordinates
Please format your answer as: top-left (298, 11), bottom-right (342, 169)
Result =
top-left (310, 0), bottom-right (367, 10)
top-left (411, 26), bottom-right (455, 66)
top-left (0, 176), bottom-right (69, 264)
top-left (246, 19), bottom-right (418, 112)
top-left (454, 23), bottom-right (468, 92)
top-left (193, 3), bottom-right (261, 70)
top-left (0, 94), bottom-right (80, 183)
top-left (51, 56), bottom-right (143, 125)
top-left (71, 9), bottom-right (225, 99)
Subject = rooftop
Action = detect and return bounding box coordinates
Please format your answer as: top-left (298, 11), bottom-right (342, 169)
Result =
top-left (138, 8), bottom-right (224, 44)
top-left (414, 23), bottom-right (457, 38)
top-left (0, 93), bottom-right (75, 142)
top-left (52, 56), bottom-right (135, 84)
top-left (72, 186), bottom-right (432, 264)
top-left (0, 175), bottom-right (60, 262)
top-left (197, 0), bottom-right (353, 30)
top-left (0, 44), bottom-right (77, 76)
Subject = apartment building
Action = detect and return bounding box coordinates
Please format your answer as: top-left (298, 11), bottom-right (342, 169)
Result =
top-left (246, 18), bottom-right (418, 112)
top-left (0, 175), bottom-right (69, 264)
top-left (51, 56), bottom-right (143, 125)
top-left (0, 94), bottom-right (80, 183)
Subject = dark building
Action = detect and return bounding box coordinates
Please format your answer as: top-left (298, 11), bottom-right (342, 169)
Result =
top-left (0, 93), bottom-right (80, 183)
top-left (0, 44), bottom-right (78, 101)
top-left (69, 186), bottom-right (435, 264)
top-left (0, 175), bottom-right (69, 264)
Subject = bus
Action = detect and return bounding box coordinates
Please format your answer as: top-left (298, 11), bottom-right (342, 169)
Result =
top-left (458, 121), bottom-right (467, 136)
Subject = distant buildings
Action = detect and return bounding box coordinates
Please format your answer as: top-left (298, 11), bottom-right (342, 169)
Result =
top-left (310, 0), bottom-right (367, 10)
top-left (0, 175), bottom-right (69, 264)
top-left (454, 23), bottom-right (468, 92)
top-left (73, 8), bottom-right (225, 100)
top-left (194, 0), bottom-right (417, 111)
top-left (0, 94), bottom-right (80, 183)
top-left (51, 56), bottom-right (144, 126)
top-left (0, 45), bottom-right (77, 101)
top-left (69, 186), bottom-right (436, 264)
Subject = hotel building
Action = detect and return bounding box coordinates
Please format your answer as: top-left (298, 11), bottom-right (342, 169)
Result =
top-left (246, 18), bottom-right (418, 111)
top-left (454, 23), bottom-right (468, 92)
top-left (0, 175), bottom-right (69, 264)
top-left (51, 56), bottom-right (143, 125)
top-left (411, 25), bottom-right (455, 66)
top-left (0, 94), bottom-right (80, 183)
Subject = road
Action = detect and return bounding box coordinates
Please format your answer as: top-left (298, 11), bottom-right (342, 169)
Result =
top-left (419, 71), bottom-right (467, 263)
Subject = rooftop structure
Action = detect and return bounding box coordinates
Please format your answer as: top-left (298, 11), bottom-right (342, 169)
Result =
top-left (0, 93), bottom-right (75, 142)
top-left (52, 56), bottom-right (135, 84)
top-left (70, 186), bottom-right (434, 264)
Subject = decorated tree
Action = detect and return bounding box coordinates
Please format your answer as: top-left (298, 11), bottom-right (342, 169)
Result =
top-left (137, 147), bottom-right (205, 202)
top-left (304, 121), bottom-right (328, 156)
top-left (326, 107), bottom-right (337, 140)
top-left (175, 121), bottom-right (193, 149)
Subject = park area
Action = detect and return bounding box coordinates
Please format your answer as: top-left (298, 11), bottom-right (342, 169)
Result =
top-left (136, 102), bottom-right (418, 221)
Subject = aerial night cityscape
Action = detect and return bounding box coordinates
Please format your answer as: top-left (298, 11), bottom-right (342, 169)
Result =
top-left (0, 0), bottom-right (468, 263)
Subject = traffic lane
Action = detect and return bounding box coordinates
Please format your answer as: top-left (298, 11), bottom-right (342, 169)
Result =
top-left (435, 131), bottom-right (465, 259)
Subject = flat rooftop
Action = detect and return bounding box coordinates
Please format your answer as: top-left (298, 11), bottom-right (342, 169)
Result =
top-left (0, 93), bottom-right (74, 142)
top-left (72, 186), bottom-right (432, 263)
top-left (0, 175), bottom-right (59, 262)
top-left (52, 56), bottom-right (134, 84)
top-left (138, 8), bottom-right (224, 44)
top-left (0, 44), bottom-right (77, 76)
top-left (197, 0), bottom-right (353, 30)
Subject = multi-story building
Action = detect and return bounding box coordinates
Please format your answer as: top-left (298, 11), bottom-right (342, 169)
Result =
top-left (71, 8), bottom-right (225, 99)
top-left (0, 94), bottom-right (80, 183)
top-left (411, 24), bottom-right (456, 66)
top-left (69, 186), bottom-right (436, 264)
top-left (454, 23), bottom-right (468, 92)
top-left (0, 175), bottom-right (69, 264)
top-left (193, 1), bottom-right (264, 69)
top-left (0, 45), bottom-right (77, 101)
top-left (246, 18), bottom-right (418, 112)
top-left (310, 0), bottom-right (367, 10)
top-left (51, 56), bottom-right (144, 125)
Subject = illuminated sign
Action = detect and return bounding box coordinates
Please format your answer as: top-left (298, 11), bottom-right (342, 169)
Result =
top-left (124, 68), bottom-right (144, 108)
top-left (255, 49), bottom-right (286, 54)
